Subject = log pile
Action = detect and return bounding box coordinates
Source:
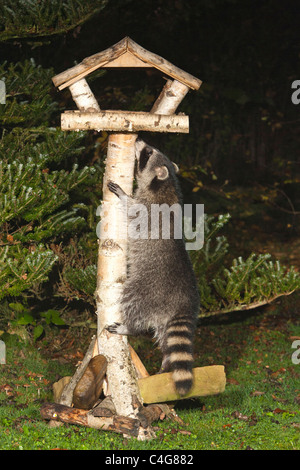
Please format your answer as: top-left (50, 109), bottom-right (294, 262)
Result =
top-left (44, 335), bottom-right (225, 437)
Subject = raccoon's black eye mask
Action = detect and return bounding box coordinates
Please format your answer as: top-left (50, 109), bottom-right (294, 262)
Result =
top-left (139, 146), bottom-right (153, 171)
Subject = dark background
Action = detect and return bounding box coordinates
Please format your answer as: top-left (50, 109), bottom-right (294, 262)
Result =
top-left (2, 0), bottom-right (300, 260)
top-left (3, 0), bottom-right (299, 172)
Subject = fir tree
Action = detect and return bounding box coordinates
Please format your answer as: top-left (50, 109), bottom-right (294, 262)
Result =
top-left (0, 0), bottom-right (109, 40)
top-left (191, 214), bottom-right (300, 316)
top-left (0, 59), bottom-right (98, 300)
top-left (0, 0), bottom-right (107, 305)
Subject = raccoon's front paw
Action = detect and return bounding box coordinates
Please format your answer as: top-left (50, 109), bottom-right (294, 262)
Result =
top-left (106, 322), bottom-right (121, 334)
top-left (106, 322), bottom-right (129, 335)
top-left (108, 181), bottom-right (122, 197)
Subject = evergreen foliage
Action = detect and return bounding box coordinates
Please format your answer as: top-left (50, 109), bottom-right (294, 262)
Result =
top-left (0, 0), bottom-right (109, 40)
top-left (0, 59), bottom-right (97, 300)
top-left (65, 264), bottom-right (97, 297)
top-left (191, 214), bottom-right (300, 316)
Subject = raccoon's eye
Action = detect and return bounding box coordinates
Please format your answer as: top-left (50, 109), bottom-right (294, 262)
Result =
top-left (146, 148), bottom-right (153, 157)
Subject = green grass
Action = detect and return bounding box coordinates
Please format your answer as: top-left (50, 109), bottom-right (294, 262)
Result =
top-left (0, 295), bottom-right (299, 450)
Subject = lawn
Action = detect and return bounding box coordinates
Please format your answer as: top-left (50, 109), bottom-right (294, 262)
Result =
top-left (0, 294), bottom-right (299, 451)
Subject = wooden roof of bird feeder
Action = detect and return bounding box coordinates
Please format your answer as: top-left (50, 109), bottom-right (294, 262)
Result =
top-left (52, 36), bottom-right (202, 134)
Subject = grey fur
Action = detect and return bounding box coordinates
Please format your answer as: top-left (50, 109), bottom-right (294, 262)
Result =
top-left (107, 139), bottom-right (199, 396)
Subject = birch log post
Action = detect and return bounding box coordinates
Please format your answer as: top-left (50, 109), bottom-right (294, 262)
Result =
top-left (96, 133), bottom-right (143, 418)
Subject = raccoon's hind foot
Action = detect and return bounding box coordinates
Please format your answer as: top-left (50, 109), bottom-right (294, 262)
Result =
top-left (158, 356), bottom-right (171, 374)
top-left (107, 181), bottom-right (126, 198)
top-left (106, 322), bottom-right (129, 335)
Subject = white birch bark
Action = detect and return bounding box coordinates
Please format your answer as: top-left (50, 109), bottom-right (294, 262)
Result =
top-left (96, 133), bottom-right (138, 411)
top-left (151, 79), bottom-right (190, 114)
top-left (68, 78), bottom-right (100, 112)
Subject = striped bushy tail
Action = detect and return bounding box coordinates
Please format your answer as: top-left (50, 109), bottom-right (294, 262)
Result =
top-left (164, 313), bottom-right (196, 396)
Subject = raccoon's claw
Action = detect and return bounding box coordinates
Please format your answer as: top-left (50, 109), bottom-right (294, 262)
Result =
top-left (106, 322), bottom-right (121, 334)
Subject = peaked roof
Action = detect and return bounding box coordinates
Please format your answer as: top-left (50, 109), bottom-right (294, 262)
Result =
top-left (52, 37), bottom-right (202, 91)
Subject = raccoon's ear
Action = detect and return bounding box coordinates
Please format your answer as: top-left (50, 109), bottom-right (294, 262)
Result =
top-left (155, 165), bottom-right (169, 180)
top-left (172, 162), bottom-right (179, 174)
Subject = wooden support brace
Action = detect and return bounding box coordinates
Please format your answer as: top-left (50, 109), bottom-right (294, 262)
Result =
top-left (61, 110), bottom-right (189, 133)
top-left (68, 78), bottom-right (100, 112)
top-left (58, 336), bottom-right (97, 407)
top-left (151, 79), bottom-right (190, 115)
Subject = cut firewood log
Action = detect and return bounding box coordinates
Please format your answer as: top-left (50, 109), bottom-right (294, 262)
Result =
top-left (53, 376), bottom-right (72, 403)
top-left (59, 336), bottom-right (97, 407)
top-left (138, 365), bottom-right (226, 404)
top-left (90, 396), bottom-right (116, 417)
top-left (73, 354), bottom-right (107, 410)
top-left (40, 403), bottom-right (141, 438)
top-left (137, 403), bottom-right (175, 428)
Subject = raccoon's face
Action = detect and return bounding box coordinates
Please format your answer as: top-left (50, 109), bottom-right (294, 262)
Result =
top-left (135, 139), bottom-right (178, 190)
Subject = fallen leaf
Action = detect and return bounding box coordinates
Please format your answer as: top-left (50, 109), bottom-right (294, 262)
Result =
top-left (251, 390), bottom-right (265, 397)
top-left (231, 411), bottom-right (249, 421)
top-left (179, 430), bottom-right (192, 435)
top-left (273, 408), bottom-right (288, 414)
top-left (271, 394), bottom-right (288, 403)
top-left (227, 378), bottom-right (240, 385)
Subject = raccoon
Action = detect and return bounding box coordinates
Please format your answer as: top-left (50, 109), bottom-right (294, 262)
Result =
top-left (107, 139), bottom-right (199, 396)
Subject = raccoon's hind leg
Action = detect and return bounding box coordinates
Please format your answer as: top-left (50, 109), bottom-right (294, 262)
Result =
top-left (106, 322), bottom-right (131, 335)
top-left (106, 322), bottom-right (145, 337)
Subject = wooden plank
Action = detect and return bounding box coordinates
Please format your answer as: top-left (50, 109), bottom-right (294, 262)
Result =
top-left (61, 110), bottom-right (189, 133)
top-left (138, 366), bottom-right (226, 403)
top-left (52, 37), bottom-right (127, 89)
top-left (103, 51), bottom-right (150, 68)
top-left (129, 344), bottom-right (150, 378)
